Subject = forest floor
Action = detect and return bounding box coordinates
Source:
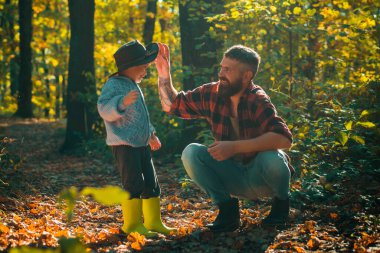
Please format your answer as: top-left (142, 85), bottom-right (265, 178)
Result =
top-left (0, 118), bottom-right (379, 253)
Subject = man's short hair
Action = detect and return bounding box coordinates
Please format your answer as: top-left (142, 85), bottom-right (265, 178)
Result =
top-left (224, 45), bottom-right (261, 79)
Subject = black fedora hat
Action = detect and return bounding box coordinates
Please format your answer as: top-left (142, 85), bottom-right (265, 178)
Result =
top-left (110, 40), bottom-right (159, 77)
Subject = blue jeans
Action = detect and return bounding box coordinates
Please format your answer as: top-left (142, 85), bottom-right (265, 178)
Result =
top-left (181, 143), bottom-right (291, 205)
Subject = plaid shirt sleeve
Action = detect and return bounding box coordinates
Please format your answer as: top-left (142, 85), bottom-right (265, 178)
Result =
top-left (169, 84), bottom-right (211, 119)
top-left (254, 90), bottom-right (293, 142)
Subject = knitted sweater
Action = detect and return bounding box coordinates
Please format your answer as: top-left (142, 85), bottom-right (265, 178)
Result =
top-left (97, 76), bottom-right (155, 147)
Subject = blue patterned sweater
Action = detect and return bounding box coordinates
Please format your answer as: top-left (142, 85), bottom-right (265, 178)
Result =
top-left (97, 76), bottom-right (155, 147)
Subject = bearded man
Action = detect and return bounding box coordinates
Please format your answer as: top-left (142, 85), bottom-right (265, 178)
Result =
top-left (155, 43), bottom-right (294, 232)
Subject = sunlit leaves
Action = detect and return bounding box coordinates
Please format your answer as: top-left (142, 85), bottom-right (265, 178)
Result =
top-left (9, 238), bottom-right (87, 253)
top-left (58, 185), bottom-right (129, 221)
top-left (293, 7), bottom-right (302, 15)
top-left (58, 237), bottom-right (87, 253)
top-left (81, 185), bottom-right (130, 206)
top-left (10, 247), bottom-right (58, 253)
top-left (351, 135), bottom-right (365, 145)
top-left (58, 187), bottom-right (78, 222)
top-left (344, 121), bottom-right (353, 131)
top-left (356, 121), bottom-right (375, 129)
top-left (338, 131), bottom-right (348, 146)
top-left (359, 110), bottom-right (369, 119)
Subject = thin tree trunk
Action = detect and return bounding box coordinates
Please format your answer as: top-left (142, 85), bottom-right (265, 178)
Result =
top-left (15, 0), bottom-right (33, 118)
top-left (55, 73), bottom-right (61, 118)
top-left (42, 47), bottom-right (50, 118)
top-left (289, 29), bottom-right (293, 97)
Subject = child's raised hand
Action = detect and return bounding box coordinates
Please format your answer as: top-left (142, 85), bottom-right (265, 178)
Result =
top-left (123, 90), bottom-right (139, 107)
top-left (149, 133), bottom-right (161, 151)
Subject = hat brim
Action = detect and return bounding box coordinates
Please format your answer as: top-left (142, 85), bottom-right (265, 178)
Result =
top-left (109, 43), bottom-right (158, 78)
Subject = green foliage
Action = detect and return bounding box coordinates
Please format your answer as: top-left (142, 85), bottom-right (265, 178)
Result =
top-left (81, 185), bottom-right (130, 206)
top-left (58, 185), bottom-right (129, 222)
top-left (58, 186), bottom-right (78, 222)
top-left (10, 247), bottom-right (58, 253)
top-left (58, 237), bottom-right (87, 253)
top-left (287, 81), bottom-right (379, 204)
top-left (9, 238), bottom-right (87, 253)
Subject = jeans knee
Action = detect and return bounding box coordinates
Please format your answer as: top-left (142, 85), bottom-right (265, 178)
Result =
top-left (181, 143), bottom-right (205, 164)
top-left (256, 151), bottom-right (290, 179)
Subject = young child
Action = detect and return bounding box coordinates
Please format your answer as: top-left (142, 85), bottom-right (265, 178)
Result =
top-left (97, 40), bottom-right (175, 237)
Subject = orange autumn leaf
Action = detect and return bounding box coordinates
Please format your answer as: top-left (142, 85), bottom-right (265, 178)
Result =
top-left (329, 212), bottom-right (338, 219)
top-left (13, 215), bottom-right (22, 223)
top-left (361, 232), bottom-right (377, 247)
top-left (193, 219), bottom-right (203, 227)
top-left (304, 220), bottom-right (317, 233)
top-left (353, 243), bottom-right (367, 253)
top-left (127, 232), bottom-right (146, 245)
top-left (167, 203), bottom-right (173, 211)
top-left (177, 226), bottom-right (187, 236)
top-left (294, 246), bottom-right (306, 253)
top-left (127, 232), bottom-right (146, 251)
top-left (0, 224), bottom-right (10, 234)
top-left (307, 236), bottom-right (320, 250)
top-left (27, 203), bottom-right (38, 208)
top-left (108, 227), bottom-right (120, 234)
top-left (97, 231), bottom-right (108, 241)
top-left (74, 227), bottom-right (85, 236)
top-left (54, 230), bottom-right (69, 238)
top-left (131, 241), bottom-right (142, 250)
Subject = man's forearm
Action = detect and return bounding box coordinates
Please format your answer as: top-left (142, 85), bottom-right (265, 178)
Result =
top-left (158, 76), bottom-right (178, 112)
top-left (235, 132), bottom-right (292, 154)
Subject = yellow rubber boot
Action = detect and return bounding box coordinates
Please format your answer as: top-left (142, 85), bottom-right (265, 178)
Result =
top-left (142, 197), bottom-right (177, 235)
top-left (121, 198), bottom-right (157, 238)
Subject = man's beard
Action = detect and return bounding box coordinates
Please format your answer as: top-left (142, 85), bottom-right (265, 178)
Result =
top-left (218, 77), bottom-right (244, 98)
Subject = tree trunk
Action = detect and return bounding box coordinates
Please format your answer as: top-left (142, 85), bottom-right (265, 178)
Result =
top-left (143, 0), bottom-right (157, 44)
top-left (42, 46), bottom-right (50, 118)
top-left (178, 0), bottom-right (224, 147)
top-left (55, 73), bottom-right (61, 118)
top-left (15, 0), bottom-right (33, 118)
top-left (62, 0), bottom-right (96, 151)
top-left (179, 0), bottom-right (224, 91)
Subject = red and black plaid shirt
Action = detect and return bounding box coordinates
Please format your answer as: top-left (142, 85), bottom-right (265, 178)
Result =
top-left (169, 81), bottom-right (295, 175)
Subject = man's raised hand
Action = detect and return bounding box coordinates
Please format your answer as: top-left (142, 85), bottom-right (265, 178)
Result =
top-left (155, 43), bottom-right (170, 78)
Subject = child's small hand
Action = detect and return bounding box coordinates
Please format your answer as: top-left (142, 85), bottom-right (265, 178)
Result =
top-left (123, 90), bottom-right (139, 107)
top-left (149, 133), bottom-right (161, 151)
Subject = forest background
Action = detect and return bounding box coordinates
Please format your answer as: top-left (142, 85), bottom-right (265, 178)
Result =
top-left (0, 0), bottom-right (379, 252)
